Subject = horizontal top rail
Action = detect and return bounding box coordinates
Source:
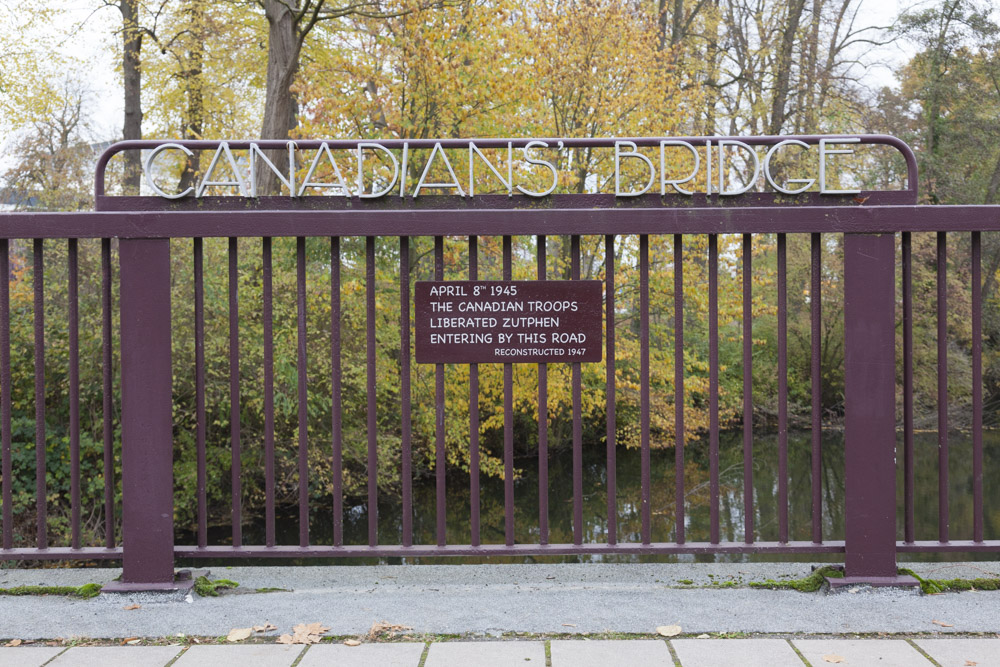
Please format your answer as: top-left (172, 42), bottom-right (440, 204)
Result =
top-left (0, 204), bottom-right (997, 238)
top-left (93, 134), bottom-right (918, 201)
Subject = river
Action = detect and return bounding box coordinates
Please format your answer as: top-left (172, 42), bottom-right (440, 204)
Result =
top-left (187, 430), bottom-right (1000, 565)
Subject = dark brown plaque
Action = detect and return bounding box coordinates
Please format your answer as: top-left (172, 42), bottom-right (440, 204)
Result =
top-left (415, 281), bottom-right (603, 364)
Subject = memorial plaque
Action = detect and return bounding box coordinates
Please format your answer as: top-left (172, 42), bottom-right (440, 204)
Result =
top-left (415, 280), bottom-right (603, 364)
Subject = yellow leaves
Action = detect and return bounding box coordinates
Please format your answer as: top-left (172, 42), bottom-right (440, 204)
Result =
top-left (300, 0), bottom-right (527, 144)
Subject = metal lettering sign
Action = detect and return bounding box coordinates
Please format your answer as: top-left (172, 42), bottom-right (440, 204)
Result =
top-left (415, 281), bottom-right (603, 363)
top-left (142, 137), bottom-right (864, 199)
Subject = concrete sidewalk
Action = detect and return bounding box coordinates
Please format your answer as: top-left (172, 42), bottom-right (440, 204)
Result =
top-left (2, 562), bottom-right (1000, 638)
top-left (3, 638), bottom-right (1000, 667)
top-left (1, 562), bottom-right (999, 665)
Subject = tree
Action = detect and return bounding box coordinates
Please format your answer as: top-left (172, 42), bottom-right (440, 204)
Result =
top-left (689, 0), bottom-right (894, 135)
top-left (254, 0), bottom-right (438, 195)
top-left (2, 77), bottom-right (94, 211)
top-left (897, 0), bottom-right (998, 203)
top-left (0, 4), bottom-right (62, 134)
top-left (142, 0), bottom-right (266, 191)
top-left (95, 0), bottom-right (146, 194)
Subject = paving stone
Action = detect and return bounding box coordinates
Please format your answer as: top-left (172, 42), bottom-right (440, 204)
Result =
top-left (0, 647), bottom-right (66, 667)
top-left (915, 639), bottom-right (1000, 666)
top-left (171, 644), bottom-right (305, 667)
top-left (793, 639), bottom-right (931, 666)
top-left (47, 646), bottom-right (183, 667)
top-left (550, 640), bottom-right (672, 666)
top-left (423, 641), bottom-right (546, 667)
top-left (297, 642), bottom-right (425, 666)
top-left (672, 639), bottom-right (804, 667)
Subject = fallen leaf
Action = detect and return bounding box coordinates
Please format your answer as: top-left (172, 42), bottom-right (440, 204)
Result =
top-left (366, 620), bottom-right (411, 640)
top-left (932, 620), bottom-right (954, 627)
top-left (344, 639), bottom-right (361, 646)
top-left (562, 623), bottom-right (577, 627)
top-left (275, 622), bottom-right (332, 645)
top-left (120, 637), bottom-right (138, 646)
top-left (226, 628), bottom-right (252, 642)
top-left (823, 656), bottom-right (845, 664)
top-left (294, 622), bottom-right (331, 636)
top-left (656, 625), bottom-right (682, 637)
top-left (122, 604), bottom-right (141, 611)
top-left (252, 624), bottom-right (277, 633)
top-left (4, 639), bottom-right (21, 647)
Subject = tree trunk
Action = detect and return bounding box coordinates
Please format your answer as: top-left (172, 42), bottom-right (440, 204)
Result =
top-left (658, 0), bottom-right (669, 50)
top-left (767, 0), bottom-right (806, 135)
top-left (178, 0), bottom-right (206, 194)
top-left (256, 0), bottom-right (302, 196)
top-left (799, 0), bottom-right (823, 132)
top-left (671, 0), bottom-right (685, 46)
top-left (121, 0), bottom-right (143, 195)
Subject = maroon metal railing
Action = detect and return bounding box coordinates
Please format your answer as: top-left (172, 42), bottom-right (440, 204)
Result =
top-left (0, 136), bottom-right (996, 590)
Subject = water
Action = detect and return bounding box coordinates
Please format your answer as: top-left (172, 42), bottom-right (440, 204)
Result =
top-left (187, 430), bottom-right (1000, 565)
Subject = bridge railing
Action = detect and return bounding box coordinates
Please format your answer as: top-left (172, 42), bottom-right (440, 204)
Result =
top-left (0, 136), bottom-right (993, 590)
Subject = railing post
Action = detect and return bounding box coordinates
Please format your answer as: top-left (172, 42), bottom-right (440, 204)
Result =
top-left (103, 238), bottom-right (183, 592)
top-left (838, 232), bottom-right (916, 588)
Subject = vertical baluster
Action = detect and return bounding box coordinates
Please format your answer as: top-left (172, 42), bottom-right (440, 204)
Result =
top-left (331, 237), bottom-right (343, 547)
top-left (972, 231), bottom-right (983, 543)
top-left (503, 235), bottom-right (514, 546)
top-left (640, 234), bottom-right (651, 545)
top-left (903, 232), bottom-right (914, 544)
top-left (742, 234), bottom-right (753, 544)
top-left (400, 236), bottom-right (412, 547)
top-left (605, 234), bottom-right (617, 545)
top-left (709, 234), bottom-right (719, 544)
top-left (263, 237), bottom-right (275, 547)
top-left (810, 232), bottom-right (822, 543)
top-left (229, 238), bottom-right (242, 547)
top-left (435, 236), bottom-right (446, 546)
top-left (572, 235), bottom-right (583, 546)
top-left (194, 238), bottom-right (206, 549)
top-left (366, 236), bottom-right (378, 546)
top-left (777, 234), bottom-right (788, 543)
top-left (469, 236), bottom-right (480, 547)
top-left (938, 231), bottom-right (949, 543)
top-left (102, 239), bottom-right (114, 548)
top-left (33, 239), bottom-right (46, 549)
top-left (537, 235), bottom-right (548, 545)
top-left (68, 239), bottom-right (80, 549)
top-left (1, 239), bottom-right (11, 550)
top-left (296, 237), bottom-right (309, 547)
top-left (673, 234), bottom-right (685, 544)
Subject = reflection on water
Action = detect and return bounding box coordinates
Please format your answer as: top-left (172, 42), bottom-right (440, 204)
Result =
top-left (188, 430), bottom-right (1000, 565)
